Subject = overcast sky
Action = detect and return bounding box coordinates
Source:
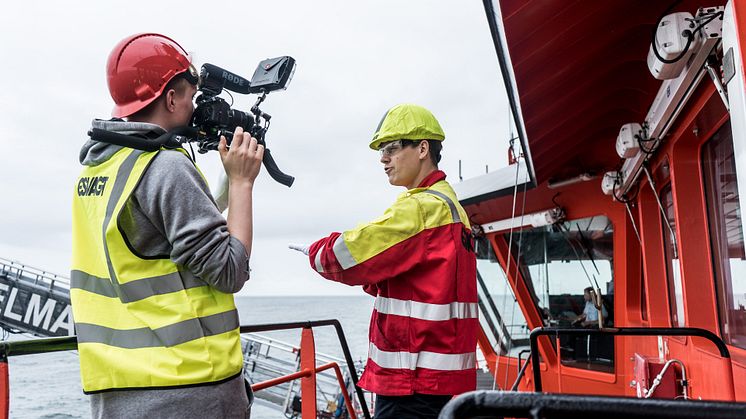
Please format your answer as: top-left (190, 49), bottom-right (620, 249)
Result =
top-left (0, 0), bottom-right (511, 296)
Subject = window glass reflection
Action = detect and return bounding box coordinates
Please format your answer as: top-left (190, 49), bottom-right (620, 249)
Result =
top-left (475, 237), bottom-right (529, 356)
top-left (505, 216), bottom-right (615, 372)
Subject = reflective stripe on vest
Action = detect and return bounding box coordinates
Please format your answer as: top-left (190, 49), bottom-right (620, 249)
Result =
top-left (374, 296), bottom-right (478, 321)
top-left (76, 309), bottom-right (239, 348)
top-left (71, 147), bottom-right (242, 393)
top-left (368, 342), bottom-right (475, 371)
top-left (70, 269), bottom-right (207, 303)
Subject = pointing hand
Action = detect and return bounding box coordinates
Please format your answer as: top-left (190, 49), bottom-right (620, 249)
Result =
top-left (288, 244), bottom-right (310, 256)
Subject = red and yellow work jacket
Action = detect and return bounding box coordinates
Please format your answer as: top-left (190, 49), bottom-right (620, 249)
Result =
top-left (309, 171), bottom-right (478, 396)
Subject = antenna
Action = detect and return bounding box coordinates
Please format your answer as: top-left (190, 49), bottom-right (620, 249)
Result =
top-left (459, 159), bottom-right (463, 182)
top-left (506, 107), bottom-right (521, 165)
top-left (508, 107), bottom-right (514, 165)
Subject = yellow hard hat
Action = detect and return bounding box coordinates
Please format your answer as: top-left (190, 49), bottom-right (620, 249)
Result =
top-left (369, 104), bottom-right (445, 150)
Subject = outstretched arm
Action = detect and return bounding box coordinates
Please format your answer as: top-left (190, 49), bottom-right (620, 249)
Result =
top-left (308, 197), bottom-right (426, 286)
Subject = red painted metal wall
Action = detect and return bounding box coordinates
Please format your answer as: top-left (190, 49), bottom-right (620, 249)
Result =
top-left (470, 71), bottom-right (740, 401)
top-left (471, 0), bottom-right (745, 401)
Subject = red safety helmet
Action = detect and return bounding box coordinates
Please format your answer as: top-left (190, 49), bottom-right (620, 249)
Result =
top-left (106, 33), bottom-right (195, 118)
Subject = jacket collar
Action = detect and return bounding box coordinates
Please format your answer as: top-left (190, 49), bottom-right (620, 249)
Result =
top-left (417, 170), bottom-right (446, 188)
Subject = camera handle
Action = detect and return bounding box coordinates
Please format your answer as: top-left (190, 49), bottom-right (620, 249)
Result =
top-left (250, 91), bottom-right (295, 187)
top-left (262, 148), bottom-right (295, 187)
top-left (218, 127), bottom-right (295, 188)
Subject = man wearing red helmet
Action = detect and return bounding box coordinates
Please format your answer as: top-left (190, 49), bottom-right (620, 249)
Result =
top-left (71, 33), bottom-right (261, 418)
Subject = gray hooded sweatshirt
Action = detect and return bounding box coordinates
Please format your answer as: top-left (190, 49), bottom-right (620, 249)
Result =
top-left (79, 119), bottom-right (250, 418)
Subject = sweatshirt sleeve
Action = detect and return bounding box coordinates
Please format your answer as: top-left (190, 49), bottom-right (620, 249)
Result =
top-left (124, 150), bottom-right (250, 293)
top-left (308, 196), bottom-right (426, 286)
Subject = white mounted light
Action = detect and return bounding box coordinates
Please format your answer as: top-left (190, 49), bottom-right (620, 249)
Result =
top-left (481, 208), bottom-right (565, 233)
top-left (647, 12), bottom-right (700, 80)
top-left (547, 172), bottom-right (596, 189)
top-left (616, 123), bottom-right (642, 158)
top-left (601, 171), bottom-right (620, 196)
top-left (617, 7), bottom-right (723, 196)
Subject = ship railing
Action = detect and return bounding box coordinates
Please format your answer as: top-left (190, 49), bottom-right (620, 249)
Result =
top-left (0, 319), bottom-right (372, 419)
top-left (518, 327), bottom-right (734, 398)
top-left (241, 332), bottom-right (360, 414)
top-left (241, 320), bottom-right (371, 419)
top-left (438, 390), bottom-right (746, 419)
top-left (0, 257), bottom-right (70, 292)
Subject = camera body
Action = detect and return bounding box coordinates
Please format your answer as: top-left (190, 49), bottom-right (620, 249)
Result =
top-left (192, 95), bottom-right (256, 151)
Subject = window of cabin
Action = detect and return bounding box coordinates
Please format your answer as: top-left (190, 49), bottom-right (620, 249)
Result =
top-left (506, 216), bottom-right (614, 373)
top-left (660, 184), bottom-right (686, 327)
top-left (475, 236), bottom-right (530, 357)
top-left (702, 121), bottom-right (746, 349)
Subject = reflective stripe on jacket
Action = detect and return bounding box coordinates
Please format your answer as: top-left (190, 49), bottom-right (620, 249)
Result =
top-left (71, 147), bottom-right (243, 393)
top-left (309, 171), bottom-right (478, 396)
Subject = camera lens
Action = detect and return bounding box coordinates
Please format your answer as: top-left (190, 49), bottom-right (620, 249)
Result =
top-left (228, 109), bottom-right (254, 131)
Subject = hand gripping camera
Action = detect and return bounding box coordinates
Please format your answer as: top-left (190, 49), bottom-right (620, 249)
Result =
top-left (89, 57), bottom-right (297, 187)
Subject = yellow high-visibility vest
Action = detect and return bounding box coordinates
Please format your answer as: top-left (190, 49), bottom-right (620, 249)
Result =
top-left (71, 147), bottom-right (243, 393)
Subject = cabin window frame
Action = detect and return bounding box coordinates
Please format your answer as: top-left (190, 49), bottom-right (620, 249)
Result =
top-left (660, 183), bottom-right (686, 327)
top-left (701, 120), bottom-right (746, 349)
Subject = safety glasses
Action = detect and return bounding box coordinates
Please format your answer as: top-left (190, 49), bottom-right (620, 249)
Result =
top-left (378, 140), bottom-right (420, 157)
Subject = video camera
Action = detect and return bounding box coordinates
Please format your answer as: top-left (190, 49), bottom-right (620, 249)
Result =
top-left (89, 57), bottom-right (297, 187)
top-left (190, 58), bottom-right (296, 187)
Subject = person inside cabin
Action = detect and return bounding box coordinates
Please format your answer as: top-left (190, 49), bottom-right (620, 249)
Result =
top-left (531, 294), bottom-right (553, 326)
top-left (573, 286), bottom-right (608, 328)
top-left (290, 104), bottom-right (478, 419)
top-left (70, 33), bottom-right (260, 418)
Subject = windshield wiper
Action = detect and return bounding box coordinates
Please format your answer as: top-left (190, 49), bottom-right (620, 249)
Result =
top-left (576, 224), bottom-right (600, 275)
top-left (558, 223), bottom-right (601, 291)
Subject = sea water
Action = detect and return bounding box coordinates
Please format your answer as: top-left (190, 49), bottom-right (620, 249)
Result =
top-left (7, 296), bottom-right (374, 419)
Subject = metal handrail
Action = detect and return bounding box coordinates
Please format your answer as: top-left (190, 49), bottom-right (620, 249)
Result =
top-left (0, 319), bottom-right (371, 419)
top-left (241, 332), bottom-right (349, 410)
top-left (0, 335), bottom-right (77, 358)
top-left (510, 352), bottom-right (531, 391)
top-left (438, 390), bottom-right (746, 419)
top-left (239, 320), bottom-right (370, 419)
top-left (517, 349), bottom-right (530, 374)
top-left (0, 258), bottom-right (70, 288)
top-left (529, 327), bottom-right (731, 393)
top-left (251, 361), bottom-right (357, 417)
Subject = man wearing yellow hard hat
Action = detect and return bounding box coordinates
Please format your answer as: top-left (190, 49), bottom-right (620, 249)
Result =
top-left (291, 103), bottom-right (478, 418)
